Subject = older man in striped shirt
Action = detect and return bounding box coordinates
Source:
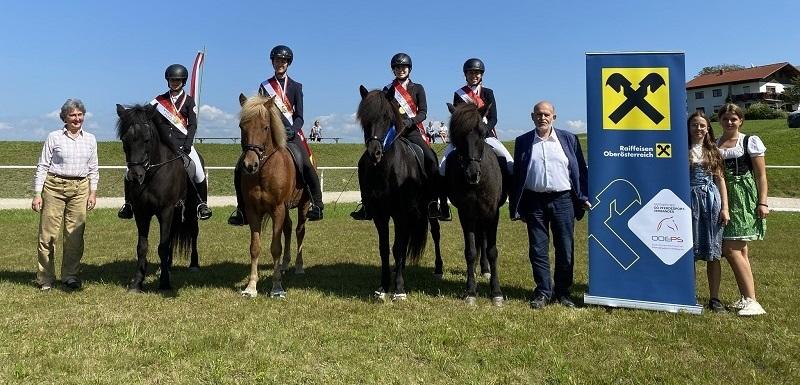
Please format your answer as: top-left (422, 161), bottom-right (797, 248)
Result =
top-left (31, 99), bottom-right (99, 291)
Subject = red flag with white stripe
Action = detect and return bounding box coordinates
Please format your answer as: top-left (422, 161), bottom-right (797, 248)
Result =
top-left (188, 51), bottom-right (204, 104)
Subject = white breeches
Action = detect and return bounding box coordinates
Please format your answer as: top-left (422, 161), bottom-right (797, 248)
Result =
top-left (185, 146), bottom-right (206, 183)
top-left (438, 137), bottom-right (514, 175)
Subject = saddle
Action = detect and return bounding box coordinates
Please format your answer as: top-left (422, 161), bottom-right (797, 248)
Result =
top-left (397, 137), bottom-right (425, 175)
top-left (285, 142), bottom-right (307, 186)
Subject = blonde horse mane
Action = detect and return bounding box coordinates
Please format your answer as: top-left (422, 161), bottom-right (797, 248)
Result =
top-left (240, 94), bottom-right (287, 148)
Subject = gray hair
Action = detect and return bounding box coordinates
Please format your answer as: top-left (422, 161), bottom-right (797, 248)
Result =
top-left (60, 99), bottom-right (86, 122)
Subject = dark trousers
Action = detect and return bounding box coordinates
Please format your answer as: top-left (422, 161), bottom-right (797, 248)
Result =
top-left (522, 190), bottom-right (575, 299)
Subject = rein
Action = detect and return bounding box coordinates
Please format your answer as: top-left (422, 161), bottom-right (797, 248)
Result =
top-left (241, 143), bottom-right (279, 172)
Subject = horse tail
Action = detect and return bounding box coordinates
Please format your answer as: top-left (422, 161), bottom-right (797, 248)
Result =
top-left (170, 178), bottom-right (199, 259)
top-left (406, 208), bottom-right (428, 263)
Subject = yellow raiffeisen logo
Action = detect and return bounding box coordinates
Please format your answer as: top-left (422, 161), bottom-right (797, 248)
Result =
top-left (602, 67), bottom-right (670, 130)
top-left (655, 143), bottom-right (672, 158)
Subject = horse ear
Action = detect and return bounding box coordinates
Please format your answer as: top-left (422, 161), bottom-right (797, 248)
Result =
top-left (446, 103), bottom-right (456, 114)
top-left (480, 102), bottom-right (494, 118)
top-left (239, 93), bottom-right (247, 106)
top-left (359, 85), bottom-right (369, 99)
top-left (116, 104), bottom-right (126, 117)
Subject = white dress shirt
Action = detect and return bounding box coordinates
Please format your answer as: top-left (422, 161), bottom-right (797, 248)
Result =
top-left (524, 128), bottom-right (571, 193)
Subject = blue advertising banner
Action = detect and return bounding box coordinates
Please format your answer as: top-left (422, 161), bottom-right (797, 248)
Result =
top-left (584, 52), bottom-right (702, 314)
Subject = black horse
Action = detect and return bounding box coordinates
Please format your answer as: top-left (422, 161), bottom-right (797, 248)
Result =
top-left (357, 85), bottom-right (443, 301)
top-left (116, 104), bottom-right (201, 292)
top-left (444, 102), bottom-right (506, 306)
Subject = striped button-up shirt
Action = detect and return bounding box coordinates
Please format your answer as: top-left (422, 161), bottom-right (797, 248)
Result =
top-left (34, 127), bottom-right (99, 193)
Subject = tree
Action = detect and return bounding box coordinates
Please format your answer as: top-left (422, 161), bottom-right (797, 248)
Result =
top-left (782, 76), bottom-right (800, 106)
top-left (697, 64), bottom-right (746, 77)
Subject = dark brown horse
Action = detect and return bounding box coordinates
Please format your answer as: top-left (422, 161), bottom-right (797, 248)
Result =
top-left (444, 102), bottom-right (506, 306)
top-left (237, 93), bottom-right (311, 298)
top-left (357, 85), bottom-right (442, 301)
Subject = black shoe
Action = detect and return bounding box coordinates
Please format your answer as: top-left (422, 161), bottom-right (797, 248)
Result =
top-left (708, 298), bottom-right (725, 313)
top-left (117, 203), bottom-right (133, 219)
top-left (427, 201), bottom-right (439, 219)
top-left (529, 294), bottom-right (549, 309)
top-left (308, 205), bottom-right (323, 221)
top-left (63, 277), bottom-right (82, 290)
top-left (439, 202), bottom-right (452, 221)
top-left (350, 204), bottom-right (372, 220)
top-left (228, 208), bottom-right (246, 226)
top-left (197, 203), bottom-right (212, 220)
top-left (555, 296), bottom-right (576, 308)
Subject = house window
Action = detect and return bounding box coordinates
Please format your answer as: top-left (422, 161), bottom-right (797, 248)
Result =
top-left (696, 107), bottom-right (705, 113)
top-left (743, 86), bottom-right (751, 93)
top-left (713, 105), bottom-right (722, 113)
top-left (766, 86), bottom-right (776, 93)
top-left (713, 89), bottom-right (722, 97)
top-left (695, 91), bottom-right (704, 99)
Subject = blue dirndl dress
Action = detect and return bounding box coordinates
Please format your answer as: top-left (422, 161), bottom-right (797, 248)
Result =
top-left (690, 164), bottom-right (723, 261)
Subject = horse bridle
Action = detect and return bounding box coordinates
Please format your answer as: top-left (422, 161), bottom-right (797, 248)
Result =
top-left (125, 123), bottom-right (183, 173)
top-left (241, 143), bottom-right (279, 172)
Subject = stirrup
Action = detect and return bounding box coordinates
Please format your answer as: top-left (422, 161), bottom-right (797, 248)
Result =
top-left (228, 209), bottom-right (247, 226)
top-left (197, 203), bottom-right (212, 220)
top-left (118, 203), bottom-right (133, 219)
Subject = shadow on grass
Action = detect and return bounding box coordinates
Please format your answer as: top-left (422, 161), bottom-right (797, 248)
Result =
top-left (0, 259), bottom-right (541, 302)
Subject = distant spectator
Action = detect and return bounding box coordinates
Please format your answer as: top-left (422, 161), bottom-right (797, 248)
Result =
top-left (310, 120), bottom-right (322, 142)
top-left (439, 121), bottom-right (449, 143)
top-left (427, 121), bottom-right (437, 143)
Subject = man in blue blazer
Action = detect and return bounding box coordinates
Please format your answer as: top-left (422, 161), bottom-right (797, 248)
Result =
top-left (510, 101), bottom-right (590, 309)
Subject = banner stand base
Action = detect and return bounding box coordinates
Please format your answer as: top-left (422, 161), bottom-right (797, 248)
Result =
top-left (584, 294), bottom-right (703, 314)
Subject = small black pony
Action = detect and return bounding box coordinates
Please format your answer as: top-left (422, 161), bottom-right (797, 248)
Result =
top-left (444, 102), bottom-right (506, 306)
top-left (357, 85), bottom-right (443, 301)
top-left (116, 104), bottom-right (202, 292)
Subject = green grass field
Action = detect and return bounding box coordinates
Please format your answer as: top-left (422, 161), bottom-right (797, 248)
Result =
top-left (1, 118), bottom-right (797, 198)
top-left (0, 205), bottom-right (798, 384)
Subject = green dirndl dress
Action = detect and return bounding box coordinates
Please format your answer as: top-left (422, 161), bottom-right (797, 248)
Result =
top-left (721, 135), bottom-right (766, 241)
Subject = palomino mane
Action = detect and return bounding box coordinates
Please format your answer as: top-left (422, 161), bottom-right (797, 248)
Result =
top-left (116, 104), bottom-right (154, 139)
top-left (449, 103), bottom-right (482, 140)
top-left (357, 89), bottom-right (395, 129)
top-left (240, 94), bottom-right (287, 148)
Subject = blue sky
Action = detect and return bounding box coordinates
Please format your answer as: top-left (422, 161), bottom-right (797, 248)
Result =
top-left (1, 0), bottom-right (798, 142)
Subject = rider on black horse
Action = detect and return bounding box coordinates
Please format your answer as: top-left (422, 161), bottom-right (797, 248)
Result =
top-left (118, 64), bottom-right (212, 220)
top-left (228, 45), bottom-right (324, 225)
top-left (351, 53), bottom-right (441, 221)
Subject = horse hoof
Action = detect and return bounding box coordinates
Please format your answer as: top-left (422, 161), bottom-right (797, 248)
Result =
top-left (294, 267), bottom-right (305, 275)
top-left (188, 266), bottom-right (200, 273)
top-left (433, 273), bottom-right (443, 281)
top-left (491, 296), bottom-right (504, 307)
top-left (392, 293), bottom-right (407, 302)
top-left (481, 272), bottom-right (492, 280)
top-left (465, 296), bottom-right (477, 306)
top-left (373, 290), bottom-right (387, 302)
top-left (240, 289), bottom-right (258, 298)
top-left (270, 289), bottom-right (287, 299)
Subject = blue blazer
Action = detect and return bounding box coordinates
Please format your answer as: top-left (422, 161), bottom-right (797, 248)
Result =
top-left (509, 128), bottom-right (589, 220)
top-left (258, 76), bottom-right (304, 135)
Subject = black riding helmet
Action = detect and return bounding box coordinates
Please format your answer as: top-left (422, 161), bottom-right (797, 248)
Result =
top-left (270, 45), bottom-right (294, 65)
top-left (463, 58), bottom-right (485, 73)
top-left (165, 64), bottom-right (189, 84)
top-left (391, 53), bottom-right (412, 69)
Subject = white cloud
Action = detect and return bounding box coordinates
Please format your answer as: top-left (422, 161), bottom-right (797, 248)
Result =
top-left (565, 119), bottom-right (587, 133)
top-left (0, 122), bottom-right (12, 131)
top-left (309, 112), bottom-right (361, 141)
top-left (198, 104), bottom-right (235, 122)
top-left (197, 104), bottom-right (239, 137)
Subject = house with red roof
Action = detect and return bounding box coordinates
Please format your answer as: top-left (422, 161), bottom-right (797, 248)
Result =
top-left (686, 62), bottom-right (800, 115)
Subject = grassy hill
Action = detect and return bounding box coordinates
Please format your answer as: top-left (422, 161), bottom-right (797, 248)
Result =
top-left (1, 119), bottom-right (797, 197)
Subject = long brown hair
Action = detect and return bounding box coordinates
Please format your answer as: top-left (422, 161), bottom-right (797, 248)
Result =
top-left (687, 111), bottom-right (723, 175)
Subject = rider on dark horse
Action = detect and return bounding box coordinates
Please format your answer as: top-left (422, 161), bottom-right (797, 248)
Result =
top-left (228, 45), bottom-right (324, 225)
top-left (118, 64), bottom-right (212, 220)
top-left (437, 58), bottom-right (513, 220)
top-left (351, 52), bottom-right (440, 220)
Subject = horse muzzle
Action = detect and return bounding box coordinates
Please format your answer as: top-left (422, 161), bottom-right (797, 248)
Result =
top-left (465, 164), bottom-right (481, 185)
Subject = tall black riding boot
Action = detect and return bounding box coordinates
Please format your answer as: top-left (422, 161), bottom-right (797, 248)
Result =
top-left (351, 155), bottom-right (372, 220)
top-left (227, 162), bottom-right (247, 225)
top-left (303, 163), bottom-right (324, 221)
top-left (195, 179), bottom-right (212, 220)
top-left (118, 179), bottom-right (134, 219)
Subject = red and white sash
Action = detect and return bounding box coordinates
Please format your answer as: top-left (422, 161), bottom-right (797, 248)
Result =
top-left (455, 85), bottom-right (485, 109)
top-left (150, 92), bottom-right (188, 135)
top-left (389, 79), bottom-right (426, 139)
top-left (260, 77), bottom-right (293, 125)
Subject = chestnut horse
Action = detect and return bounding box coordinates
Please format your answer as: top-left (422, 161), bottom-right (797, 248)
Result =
top-left (237, 93), bottom-right (310, 298)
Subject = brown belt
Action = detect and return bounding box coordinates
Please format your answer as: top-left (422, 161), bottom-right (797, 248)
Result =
top-left (47, 172), bottom-right (86, 181)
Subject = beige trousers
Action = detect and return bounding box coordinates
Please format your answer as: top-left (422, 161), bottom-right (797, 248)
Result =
top-left (36, 175), bottom-right (89, 285)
